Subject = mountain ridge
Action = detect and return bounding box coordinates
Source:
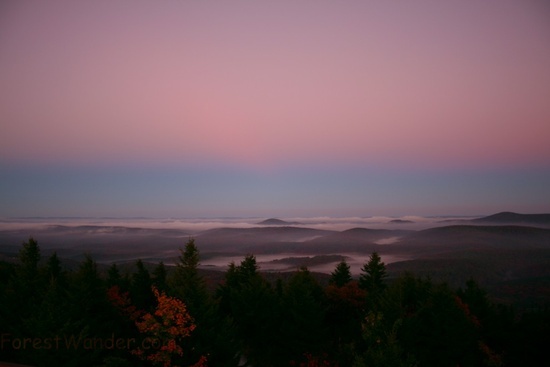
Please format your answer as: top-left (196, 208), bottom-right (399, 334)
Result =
top-left (473, 211), bottom-right (550, 225)
top-left (256, 218), bottom-right (302, 226)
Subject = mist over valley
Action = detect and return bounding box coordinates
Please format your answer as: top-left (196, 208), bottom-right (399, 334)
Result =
top-left (1, 212), bottom-right (549, 302)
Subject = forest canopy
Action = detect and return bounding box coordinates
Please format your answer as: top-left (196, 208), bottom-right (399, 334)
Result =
top-left (0, 238), bottom-right (548, 367)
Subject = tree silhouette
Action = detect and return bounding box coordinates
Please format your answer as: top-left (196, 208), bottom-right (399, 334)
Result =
top-left (281, 267), bottom-right (328, 363)
top-left (46, 251), bottom-right (63, 281)
top-left (131, 259), bottom-right (155, 311)
top-left (171, 239), bottom-right (208, 311)
top-left (329, 260), bottom-right (352, 287)
top-left (153, 261), bottom-right (168, 292)
top-left (325, 281), bottom-right (366, 363)
top-left (359, 252), bottom-right (387, 296)
top-left (171, 239), bottom-right (238, 366)
top-left (217, 255), bottom-right (279, 365)
top-left (14, 237), bottom-right (43, 307)
top-left (107, 263), bottom-right (120, 283)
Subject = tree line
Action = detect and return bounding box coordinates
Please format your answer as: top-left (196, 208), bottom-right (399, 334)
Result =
top-left (0, 237), bottom-right (548, 366)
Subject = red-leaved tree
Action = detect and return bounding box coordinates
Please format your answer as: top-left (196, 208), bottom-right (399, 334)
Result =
top-left (108, 284), bottom-right (206, 366)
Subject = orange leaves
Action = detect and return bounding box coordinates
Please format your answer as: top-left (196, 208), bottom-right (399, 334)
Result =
top-left (325, 281), bottom-right (367, 310)
top-left (109, 285), bottom-right (206, 367)
top-left (107, 285), bottom-right (143, 321)
top-left (132, 286), bottom-right (203, 366)
top-left (190, 355), bottom-right (208, 367)
top-left (454, 295), bottom-right (480, 328)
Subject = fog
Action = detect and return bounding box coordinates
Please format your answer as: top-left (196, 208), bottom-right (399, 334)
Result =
top-left (0, 215), bottom-right (474, 232)
top-left (199, 252), bottom-right (408, 276)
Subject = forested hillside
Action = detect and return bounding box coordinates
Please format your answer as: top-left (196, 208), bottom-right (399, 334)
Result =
top-left (1, 238), bottom-right (548, 367)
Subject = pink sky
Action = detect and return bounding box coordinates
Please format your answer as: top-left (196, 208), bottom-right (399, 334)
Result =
top-left (2, 0), bottom-right (549, 170)
top-left (1, 1), bottom-right (549, 217)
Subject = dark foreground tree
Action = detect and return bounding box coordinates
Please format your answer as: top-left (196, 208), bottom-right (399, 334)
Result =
top-left (359, 252), bottom-right (387, 296)
top-left (172, 239), bottom-right (208, 309)
top-left (130, 259), bottom-right (154, 311)
top-left (172, 238), bottom-right (238, 366)
top-left (217, 255), bottom-right (280, 366)
top-left (282, 267), bottom-right (329, 364)
top-left (329, 260), bottom-right (352, 287)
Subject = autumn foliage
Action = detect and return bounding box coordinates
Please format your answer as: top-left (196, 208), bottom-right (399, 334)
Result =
top-left (107, 285), bottom-right (144, 321)
top-left (132, 286), bottom-right (207, 367)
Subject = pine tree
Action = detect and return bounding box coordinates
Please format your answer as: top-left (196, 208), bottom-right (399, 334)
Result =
top-left (17, 237), bottom-right (42, 299)
top-left (107, 263), bottom-right (122, 287)
top-left (281, 267), bottom-right (328, 362)
top-left (216, 254), bottom-right (279, 366)
top-left (131, 259), bottom-right (154, 311)
top-left (359, 252), bottom-right (387, 294)
top-left (180, 238), bottom-right (200, 268)
top-left (171, 238), bottom-right (208, 311)
top-left (73, 254), bottom-right (108, 316)
top-left (7, 238), bottom-right (44, 327)
top-left (46, 251), bottom-right (62, 280)
top-left (329, 259), bottom-right (352, 287)
top-left (68, 254), bottom-right (112, 364)
top-left (238, 254), bottom-right (259, 281)
top-left (325, 280), bottom-right (366, 362)
top-left (172, 239), bottom-right (238, 366)
top-left (153, 261), bottom-right (167, 292)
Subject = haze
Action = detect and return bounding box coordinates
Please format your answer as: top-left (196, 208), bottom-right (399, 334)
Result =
top-left (1, 1), bottom-right (549, 218)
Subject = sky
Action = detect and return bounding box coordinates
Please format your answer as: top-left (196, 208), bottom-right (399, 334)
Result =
top-left (1, 0), bottom-right (550, 218)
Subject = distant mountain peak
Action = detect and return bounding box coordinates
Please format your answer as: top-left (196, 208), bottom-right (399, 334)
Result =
top-left (257, 218), bottom-right (301, 226)
top-left (473, 212), bottom-right (550, 225)
top-left (389, 219), bottom-right (414, 224)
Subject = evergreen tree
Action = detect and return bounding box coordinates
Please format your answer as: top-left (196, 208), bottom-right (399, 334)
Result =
top-left (1, 239), bottom-right (45, 364)
top-left (152, 261), bottom-right (167, 292)
top-left (238, 253), bottom-right (259, 280)
top-left (16, 237), bottom-right (43, 301)
top-left (329, 259), bottom-right (352, 287)
top-left (107, 263), bottom-right (131, 292)
top-left (19, 237), bottom-right (41, 277)
top-left (172, 239), bottom-right (239, 366)
top-left (325, 280), bottom-right (366, 364)
top-left (217, 255), bottom-right (278, 366)
top-left (180, 238), bottom-right (200, 267)
top-left (107, 263), bottom-right (122, 288)
top-left (68, 254), bottom-right (112, 365)
top-left (281, 267), bottom-right (328, 364)
top-left (0, 260), bottom-right (15, 337)
top-left (4, 238), bottom-right (45, 335)
top-left (399, 282), bottom-right (481, 367)
top-left (46, 251), bottom-right (62, 280)
top-left (359, 252), bottom-right (387, 296)
top-left (130, 259), bottom-right (154, 311)
top-left (72, 254), bottom-right (108, 318)
top-left (24, 262), bottom-right (72, 367)
top-left (216, 255), bottom-right (263, 318)
top-left (171, 238), bottom-right (208, 312)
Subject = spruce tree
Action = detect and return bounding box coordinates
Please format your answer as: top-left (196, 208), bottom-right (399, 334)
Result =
top-left (281, 266), bottom-right (328, 361)
top-left (107, 263), bottom-right (122, 288)
top-left (17, 237), bottom-right (42, 297)
top-left (329, 259), bottom-right (352, 287)
top-left (46, 251), bottom-right (63, 281)
top-left (359, 252), bottom-right (387, 294)
top-left (153, 261), bottom-right (167, 292)
top-left (171, 238), bottom-right (208, 311)
top-left (130, 259), bottom-right (154, 311)
top-left (173, 239), bottom-right (239, 366)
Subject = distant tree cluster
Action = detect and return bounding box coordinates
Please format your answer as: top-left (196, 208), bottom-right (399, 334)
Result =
top-left (0, 238), bottom-right (548, 366)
